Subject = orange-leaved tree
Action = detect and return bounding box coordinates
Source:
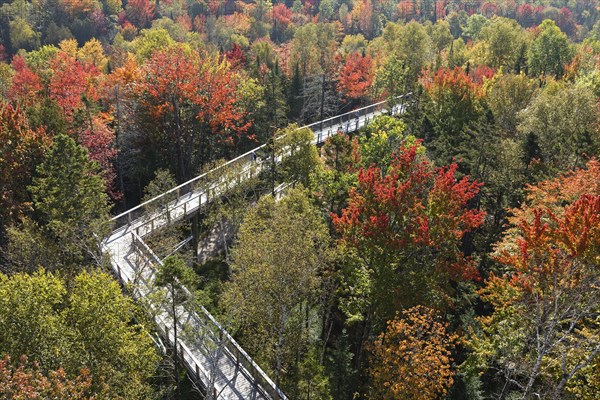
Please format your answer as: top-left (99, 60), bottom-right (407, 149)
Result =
top-left (338, 52), bottom-right (374, 101)
top-left (9, 56), bottom-right (42, 107)
top-left (0, 355), bottom-right (94, 399)
top-left (464, 159), bottom-right (600, 399)
top-left (136, 46), bottom-right (251, 180)
top-left (370, 305), bottom-right (457, 400)
top-left (0, 102), bottom-right (50, 227)
top-left (49, 51), bottom-right (100, 120)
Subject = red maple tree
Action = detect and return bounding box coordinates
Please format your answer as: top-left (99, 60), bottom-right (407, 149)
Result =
top-left (9, 56), bottom-right (42, 106)
top-left (338, 52), bottom-right (374, 100)
top-left (137, 46), bottom-right (251, 178)
top-left (333, 143), bottom-right (485, 281)
top-left (49, 52), bottom-right (100, 120)
top-left (77, 114), bottom-right (120, 201)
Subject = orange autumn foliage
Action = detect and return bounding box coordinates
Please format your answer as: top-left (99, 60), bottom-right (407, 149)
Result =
top-left (338, 52), bottom-right (374, 100)
top-left (9, 56), bottom-right (42, 106)
top-left (49, 52), bottom-right (100, 119)
top-left (0, 355), bottom-right (94, 399)
top-left (0, 103), bottom-right (50, 223)
top-left (474, 159), bottom-right (600, 397)
top-left (492, 158), bottom-right (600, 296)
top-left (370, 305), bottom-right (457, 400)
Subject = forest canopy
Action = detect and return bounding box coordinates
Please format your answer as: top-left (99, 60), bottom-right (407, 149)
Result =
top-left (0, 0), bottom-right (598, 399)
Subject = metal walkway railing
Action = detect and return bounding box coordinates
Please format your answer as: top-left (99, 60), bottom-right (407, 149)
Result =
top-left (101, 95), bottom-right (410, 399)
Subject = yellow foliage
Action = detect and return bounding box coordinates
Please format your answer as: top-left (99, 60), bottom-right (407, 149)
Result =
top-left (369, 306), bottom-right (457, 400)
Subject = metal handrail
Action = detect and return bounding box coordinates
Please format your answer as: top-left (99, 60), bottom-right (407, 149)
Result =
top-left (129, 232), bottom-right (286, 399)
top-left (111, 94), bottom-right (411, 229)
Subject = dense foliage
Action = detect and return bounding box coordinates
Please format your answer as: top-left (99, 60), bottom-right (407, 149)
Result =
top-left (0, 0), bottom-right (598, 399)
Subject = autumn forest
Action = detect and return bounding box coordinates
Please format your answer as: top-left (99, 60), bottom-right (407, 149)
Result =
top-left (0, 0), bottom-right (599, 399)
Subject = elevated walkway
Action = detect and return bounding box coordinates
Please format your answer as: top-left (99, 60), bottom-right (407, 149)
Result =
top-left (101, 95), bottom-right (410, 399)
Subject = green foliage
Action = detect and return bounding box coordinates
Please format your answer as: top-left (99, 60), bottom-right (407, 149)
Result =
top-left (0, 269), bottom-right (160, 399)
top-left (382, 21), bottom-right (432, 81)
top-left (154, 255), bottom-right (198, 303)
top-left (428, 20), bottom-right (453, 57)
top-left (132, 28), bottom-right (175, 60)
top-left (486, 73), bottom-right (536, 136)
top-left (478, 17), bottom-right (526, 70)
top-left (462, 14), bottom-right (488, 40)
top-left (277, 124), bottom-right (321, 187)
top-left (359, 115), bottom-right (409, 171)
top-left (139, 168), bottom-right (192, 261)
top-left (4, 217), bottom-right (62, 273)
top-left (28, 134), bottom-right (111, 271)
top-left (310, 132), bottom-right (357, 215)
top-left (9, 17), bottom-right (40, 51)
top-left (373, 52), bottom-right (411, 103)
top-left (223, 188), bottom-right (329, 392)
top-left (152, 255), bottom-right (198, 395)
top-left (0, 269), bottom-right (67, 367)
top-left (142, 168), bottom-right (178, 209)
top-left (296, 347), bottom-right (333, 400)
top-left (446, 38), bottom-right (468, 69)
top-left (528, 19), bottom-right (573, 78)
top-left (517, 81), bottom-right (599, 172)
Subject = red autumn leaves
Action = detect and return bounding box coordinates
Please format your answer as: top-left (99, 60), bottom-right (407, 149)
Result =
top-left (333, 142), bottom-right (485, 281)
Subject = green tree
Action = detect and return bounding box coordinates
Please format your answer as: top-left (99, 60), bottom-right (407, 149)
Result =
top-left (310, 132), bottom-right (357, 215)
top-left (0, 269), bottom-right (160, 398)
top-left (28, 134), bottom-right (111, 271)
top-left (478, 17), bottom-right (526, 70)
top-left (528, 19), bottom-right (573, 78)
top-left (382, 21), bottom-right (432, 82)
top-left (132, 28), bottom-right (175, 60)
top-left (9, 17), bottom-right (41, 51)
top-left (153, 255), bottom-right (197, 396)
top-left (517, 81), bottom-right (599, 172)
top-left (67, 271), bottom-right (160, 399)
top-left (462, 14), bottom-right (488, 41)
top-left (428, 20), bottom-right (453, 69)
top-left (374, 52), bottom-right (411, 104)
top-left (277, 124), bottom-right (321, 188)
top-left (359, 115), bottom-right (408, 172)
top-left (0, 269), bottom-right (68, 368)
top-left (487, 73), bottom-right (536, 136)
top-left (223, 188), bottom-right (330, 395)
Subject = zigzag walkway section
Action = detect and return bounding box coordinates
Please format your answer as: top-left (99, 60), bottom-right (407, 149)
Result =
top-left (101, 96), bottom-right (410, 399)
